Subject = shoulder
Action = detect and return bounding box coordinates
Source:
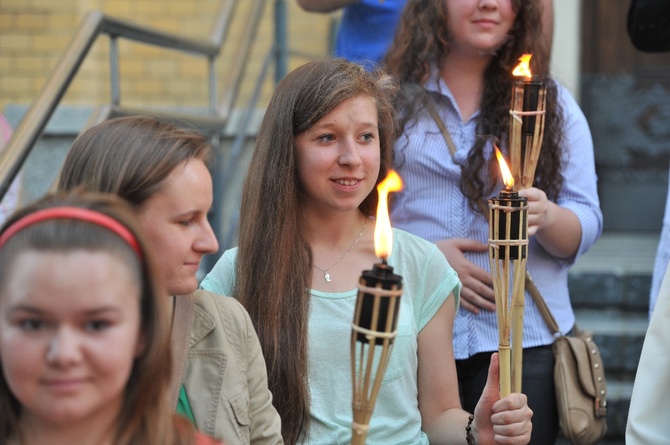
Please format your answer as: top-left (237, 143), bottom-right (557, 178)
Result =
top-left (391, 228), bottom-right (442, 255)
top-left (390, 228), bottom-right (453, 275)
top-left (390, 228), bottom-right (460, 323)
top-left (552, 79), bottom-right (587, 122)
top-left (193, 289), bottom-right (249, 324)
top-left (191, 289), bottom-right (254, 350)
top-left (200, 248), bottom-right (238, 295)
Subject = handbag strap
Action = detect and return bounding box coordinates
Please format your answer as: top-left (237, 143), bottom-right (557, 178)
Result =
top-left (169, 294), bottom-right (195, 410)
top-left (422, 92), bottom-right (562, 336)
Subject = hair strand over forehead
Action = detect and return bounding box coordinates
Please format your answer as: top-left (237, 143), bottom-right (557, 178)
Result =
top-left (57, 115), bottom-right (213, 208)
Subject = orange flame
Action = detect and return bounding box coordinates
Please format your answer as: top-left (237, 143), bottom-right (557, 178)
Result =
top-left (494, 145), bottom-right (514, 190)
top-left (375, 170), bottom-right (403, 259)
top-left (512, 54), bottom-right (533, 80)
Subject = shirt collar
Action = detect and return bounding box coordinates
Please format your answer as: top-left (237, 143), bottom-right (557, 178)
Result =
top-left (423, 65), bottom-right (480, 122)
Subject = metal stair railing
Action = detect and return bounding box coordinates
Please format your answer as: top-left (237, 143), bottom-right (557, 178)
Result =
top-left (0, 0), bottom-right (285, 268)
top-left (0, 0), bottom-right (271, 206)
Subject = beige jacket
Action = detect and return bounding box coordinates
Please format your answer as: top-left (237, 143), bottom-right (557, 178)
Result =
top-left (177, 290), bottom-right (283, 445)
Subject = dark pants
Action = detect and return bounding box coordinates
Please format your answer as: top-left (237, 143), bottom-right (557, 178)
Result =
top-left (456, 345), bottom-right (558, 445)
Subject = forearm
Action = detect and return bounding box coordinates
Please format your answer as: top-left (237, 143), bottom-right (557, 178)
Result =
top-left (422, 408), bottom-right (473, 445)
top-left (535, 202), bottom-right (581, 259)
top-left (296, 0), bottom-right (359, 13)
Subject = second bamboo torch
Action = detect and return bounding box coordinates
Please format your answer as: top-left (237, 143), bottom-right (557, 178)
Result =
top-left (351, 170), bottom-right (403, 444)
top-left (488, 147), bottom-right (528, 397)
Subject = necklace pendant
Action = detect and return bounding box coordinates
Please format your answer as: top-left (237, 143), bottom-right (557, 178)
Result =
top-left (324, 272), bottom-right (332, 283)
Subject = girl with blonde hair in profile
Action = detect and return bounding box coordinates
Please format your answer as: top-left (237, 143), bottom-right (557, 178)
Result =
top-left (57, 117), bottom-right (283, 445)
top-left (0, 192), bottom-right (222, 445)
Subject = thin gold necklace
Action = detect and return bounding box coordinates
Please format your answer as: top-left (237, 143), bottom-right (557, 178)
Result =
top-left (312, 218), bottom-right (368, 283)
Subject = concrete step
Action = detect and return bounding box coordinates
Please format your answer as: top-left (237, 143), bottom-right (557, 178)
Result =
top-left (560, 232), bottom-right (657, 444)
top-left (569, 232), bottom-right (658, 311)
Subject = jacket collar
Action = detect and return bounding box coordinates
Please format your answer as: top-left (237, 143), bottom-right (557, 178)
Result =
top-left (190, 302), bottom-right (216, 347)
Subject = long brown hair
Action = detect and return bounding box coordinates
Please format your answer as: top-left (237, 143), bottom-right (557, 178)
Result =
top-left (385, 0), bottom-right (564, 209)
top-left (235, 58), bottom-right (397, 444)
top-left (0, 192), bottom-right (196, 445)
top-left (57, 115), bottom-right (212, 207)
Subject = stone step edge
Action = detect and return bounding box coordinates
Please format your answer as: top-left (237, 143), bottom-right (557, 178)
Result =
top-left (574, 309), bottom-right (649, 336)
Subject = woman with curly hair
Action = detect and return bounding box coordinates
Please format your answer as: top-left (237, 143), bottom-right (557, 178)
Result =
top-left (385, 1), bottom-right (602, 444)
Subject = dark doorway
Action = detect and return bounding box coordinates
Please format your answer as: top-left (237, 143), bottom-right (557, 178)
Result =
top-left (581, 0), bottom-right (670, 232)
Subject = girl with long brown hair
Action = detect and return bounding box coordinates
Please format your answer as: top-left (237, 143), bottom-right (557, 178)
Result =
top-left (201, 58), bottom-right (533, 444)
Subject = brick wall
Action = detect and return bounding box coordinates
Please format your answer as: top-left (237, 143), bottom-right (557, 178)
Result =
top-left (0, 0), bottom-right (334, 112)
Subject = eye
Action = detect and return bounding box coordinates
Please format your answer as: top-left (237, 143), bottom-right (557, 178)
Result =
top-left (360, 132), bottom-right (375, 142)
top-left (317, 134), bottom-right (336, 143)
top-left (19, 319), bottom-right (46, 331)
top-left (85, 319), bottom-right (111, 331)
top-left (178, 218), bottom-right (195, 227)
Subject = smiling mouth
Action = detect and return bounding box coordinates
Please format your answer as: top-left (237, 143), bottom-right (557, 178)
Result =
top-left (43, 379), bottom-right (87, 390)
top-left (334, 179), bottom-right (361, 186)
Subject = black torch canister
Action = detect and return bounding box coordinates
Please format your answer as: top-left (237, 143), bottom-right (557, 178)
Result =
top-left (488, 188), bottom-right (528, 260)
top-left (355, 260), bottom-right (402, 344)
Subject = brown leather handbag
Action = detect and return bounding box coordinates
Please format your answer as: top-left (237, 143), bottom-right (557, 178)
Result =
top-left (552, 324), bottom-right (608, 445)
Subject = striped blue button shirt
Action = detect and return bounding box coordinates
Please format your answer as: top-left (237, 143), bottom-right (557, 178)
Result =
top-left (391, 69), bottom-right (603, 359)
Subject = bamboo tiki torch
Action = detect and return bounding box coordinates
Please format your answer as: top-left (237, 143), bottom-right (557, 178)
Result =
top-left (351, 170), bottom-right (403, 444)
top-left (489, 147), bottom-right (528, 397)
top-left (508, 54), bottom-right (546, 393)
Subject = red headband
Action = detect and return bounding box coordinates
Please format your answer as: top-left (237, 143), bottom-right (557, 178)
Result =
top-left (0, 206), bottom-right (142, 259)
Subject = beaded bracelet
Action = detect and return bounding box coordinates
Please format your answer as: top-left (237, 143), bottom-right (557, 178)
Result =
top-left (465, 414), bottom-right (475, 445)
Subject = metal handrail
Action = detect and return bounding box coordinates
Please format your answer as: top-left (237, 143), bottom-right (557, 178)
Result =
top-left (0, 0), bottom-right (260, 202)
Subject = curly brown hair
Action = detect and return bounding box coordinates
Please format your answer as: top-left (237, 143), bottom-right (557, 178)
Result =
top-left (385, 0), bottom-right (564, 211)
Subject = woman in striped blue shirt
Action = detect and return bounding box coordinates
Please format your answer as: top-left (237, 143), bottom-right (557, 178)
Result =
top-left (385, 1), bottom-right (603, 444)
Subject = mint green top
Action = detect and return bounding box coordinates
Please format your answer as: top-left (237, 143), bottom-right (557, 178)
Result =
top-left (176, 384), bottom-right (196, 425)
top-left (200, 228), bottom-right (461, 444)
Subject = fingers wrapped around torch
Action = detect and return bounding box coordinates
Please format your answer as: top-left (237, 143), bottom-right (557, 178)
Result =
top-left (472, 352), bottom-right (534, 445)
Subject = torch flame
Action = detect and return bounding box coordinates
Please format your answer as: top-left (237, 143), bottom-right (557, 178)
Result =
top-left (494, 145), bottom-right (514, 190)
top-left (512, 54), bottom-right (533, 80)
top-left (375, 170), bottom-right (403, 259)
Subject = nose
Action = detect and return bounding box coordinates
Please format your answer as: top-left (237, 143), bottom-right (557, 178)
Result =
top-left (338, 138), bottom-right (363, 168)
top-left (479, 0), bottom-right (497, 10)
top-left (194, 219), bottom-right (219, 255)
top-left (46, 328), bottom-right (82, 367)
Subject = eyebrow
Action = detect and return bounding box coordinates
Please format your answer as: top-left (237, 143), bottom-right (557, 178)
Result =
top-left (7, 305), bottom-right (43, 315)
top-left (7, 305), bottom-right (123, 316)
top-left (310, 121), bottom-right (378, 131)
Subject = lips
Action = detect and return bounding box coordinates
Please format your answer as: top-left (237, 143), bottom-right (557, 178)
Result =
top-left (473, 18), bottom-right (498, 27)
top-left (333, 178), bottom-right (362, 186)
top-left (184, 261), bottom-right (201, 270)
top-left (42, 378), bottom-right (87, 392)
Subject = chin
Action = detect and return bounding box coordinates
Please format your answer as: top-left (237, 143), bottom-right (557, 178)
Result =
top-left (168, 280), bottom-right (198, 296)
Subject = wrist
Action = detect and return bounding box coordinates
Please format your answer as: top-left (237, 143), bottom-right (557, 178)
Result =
top-left (466, 413), bottom-right (475, 445)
